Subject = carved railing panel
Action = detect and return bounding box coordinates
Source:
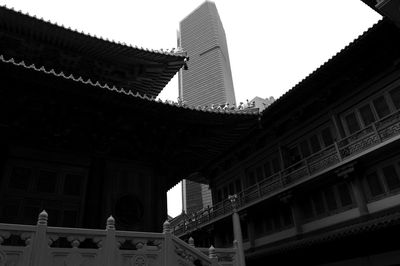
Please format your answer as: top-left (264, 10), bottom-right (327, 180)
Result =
top-left (283, 166), bottom-right (308, 185)
top-left (339, 132), bottom-right (379, 158)
top-left (259, 176), bottom-right (283, 196)
top-left (116, 230), bottom-right (164, 266)
top-left (46, 226), bottom-right (106, 266)
top-left (0, 224), bottom-right (35, 266)
top-left (171, 236), bottom-right (213, 266)
top-left (308, 152), bottom-right (340, 174)
top-left (198, 247), bottom-right (238, 266)
top-left (378, 114), bottom-right (400, 141)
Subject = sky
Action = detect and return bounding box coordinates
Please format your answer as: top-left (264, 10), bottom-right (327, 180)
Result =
top-left (0, 0), bottom-right (381, 217)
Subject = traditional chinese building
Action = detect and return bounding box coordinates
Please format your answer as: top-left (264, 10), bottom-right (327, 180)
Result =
top-left (0, 5), bottom-right (258, 234)
top-left (172, 1), bottom-right (400, 265)
top-left (1, 1), bottom-right (400, 266)
top-left (0, 5), bottom-right (257, 265)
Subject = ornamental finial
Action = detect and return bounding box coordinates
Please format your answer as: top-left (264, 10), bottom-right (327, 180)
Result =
top-left (37, 210), bottom-right (48, 225)
top-left (163, 220), bottom-right (171, 234)
top-left (228, 194), bottom-right (238, 210)
top-left (209, 245), bottom-right (217, 259)
top-left (188, 237), bottom-right (195, 247)
top-left (106, 215), bottom-right (115, 230)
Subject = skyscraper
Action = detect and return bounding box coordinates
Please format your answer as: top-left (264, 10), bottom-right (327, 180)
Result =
top-left (182, 180), bottom-right (213, 214)
top-left (178, 1), bottom-right (236, 215)
top-left (178, 1), bottom-right (236, 107)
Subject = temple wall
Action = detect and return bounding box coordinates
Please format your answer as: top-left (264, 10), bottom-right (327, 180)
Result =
top-left (0, 146), bottom-right (167, 232)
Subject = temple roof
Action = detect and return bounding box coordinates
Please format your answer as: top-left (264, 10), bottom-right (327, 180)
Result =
top-left (1, 5), bottom-right (397, 189)
top-left (0, 53), bottom-right (259, 188)
top-left (260, 19), bottom-right (400, 125)
top-left (0, 54), bottom-right (257, 115)
top-left (359, 0), bottom-right (384, 14)
top-left (0, 5), bottom-right (188, 98)
top-left (200, 18), bottom-right (400, 181)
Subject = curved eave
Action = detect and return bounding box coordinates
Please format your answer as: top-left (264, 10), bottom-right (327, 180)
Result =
top-left (0, 54), bottom-right (257, 116)
top-left (260, 19), bottom-right (399, 125)
top-left (0, 54), bottom-right (259, 188)
top-left (0, 5), bottom-right (186, 59)
top-left (0, 5), bottom-right (188, 97)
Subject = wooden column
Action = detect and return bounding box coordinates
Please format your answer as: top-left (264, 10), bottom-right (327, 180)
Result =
top-left (278, 144), bottom-right (286, 170)
top-left (330, 112), bottom-right (345, 140)
top-left (246, 218), bottom-right (255, 250)
top-left (229, 194), bottom-right (246, 266)
top-left (291, 198), bottom-right (303, 234)
top-left (281, 194), bottom-right (302, 234)
top-left (350, 177), bottom-right (369, 216)
top-left (336, 163), bottom-right (369, 216)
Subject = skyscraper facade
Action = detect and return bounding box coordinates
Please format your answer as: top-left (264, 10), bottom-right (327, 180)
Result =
top-left (178, 1), bottom-right (236, 215)
top-left (182, 180), bottom-right (213, 214)
top-left (178, 1), bottom-right (236, 107)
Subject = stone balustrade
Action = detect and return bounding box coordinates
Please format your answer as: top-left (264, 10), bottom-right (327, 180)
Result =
top-left (0, 211), bottom-right (240, 266)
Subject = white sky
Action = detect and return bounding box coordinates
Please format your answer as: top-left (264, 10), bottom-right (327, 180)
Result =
top-left (0, 0), bottom-right (381, 217)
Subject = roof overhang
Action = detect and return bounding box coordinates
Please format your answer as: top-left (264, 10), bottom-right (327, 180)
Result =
top-left (0, 5), bottom-right (188, 98)
top-left (0, 55), bottom-right (258, 189)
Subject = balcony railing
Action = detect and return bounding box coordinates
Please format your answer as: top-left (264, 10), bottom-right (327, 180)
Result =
top-left (173, 110), bottom-right (400, 236)
top-left (0, 211), bottom-right (240, 266)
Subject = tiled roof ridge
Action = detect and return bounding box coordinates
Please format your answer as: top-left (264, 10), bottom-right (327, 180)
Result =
top-left (261, 18), bottom-right (384, 116)
top-left (0, 4), bottom-right (187, 58)
top-left (0, 54), bottom-right (257, 115)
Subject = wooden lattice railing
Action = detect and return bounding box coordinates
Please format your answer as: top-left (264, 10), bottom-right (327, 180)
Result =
top-left (173, 111), bottom-right (400, 236)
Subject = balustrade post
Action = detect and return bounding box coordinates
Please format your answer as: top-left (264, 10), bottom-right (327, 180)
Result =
top-left (208, 245), bottom-right (219, 265)
top-left (30, 210), bottom-right (49, 266)
top-left (233, 240), bottom-right (242, 266)
top-left (372, 123), bottom-right (382, 142)
top-left (188, 237), bottom-right (195, 247)
top-left (334, 141), bottom-right (342, 161)
top-left (280, 171), bottom-right (287, 187)
top-left (163, 220), bottom-right (174, 266)
top-left (256, 183), bottom-right (261, 197)
top-left (163, 219), bottom-right (171, 234)
top-left (279, 171), bottom-right (284, 187)
top-left (228, 195), bottom-right (246, 266)
top-left (305, 159), bottom-right (311, 175)
top-left (101, 215), bottom-right (119, 266)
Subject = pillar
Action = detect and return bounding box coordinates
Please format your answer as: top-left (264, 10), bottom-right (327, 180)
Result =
top-left (246, 216), bottom-right (255, 250)
top-left (291, 197), bottom-right (303, 234)
top-left (336, 163), bottom-right (368, 216)
top-left (281, 194), bottom-right (303, 234)
top-left (229, 194), bottom-right (246, 266)
top-left (350, 177), bottom-right (369, 216)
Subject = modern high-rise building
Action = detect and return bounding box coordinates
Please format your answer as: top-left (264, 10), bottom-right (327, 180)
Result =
top-left (178, 1), bottom-right (236, 107)
top-left (182, 180), bottom-right (213, 214)
top-left (178, 1), bottom-right (236, 215)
